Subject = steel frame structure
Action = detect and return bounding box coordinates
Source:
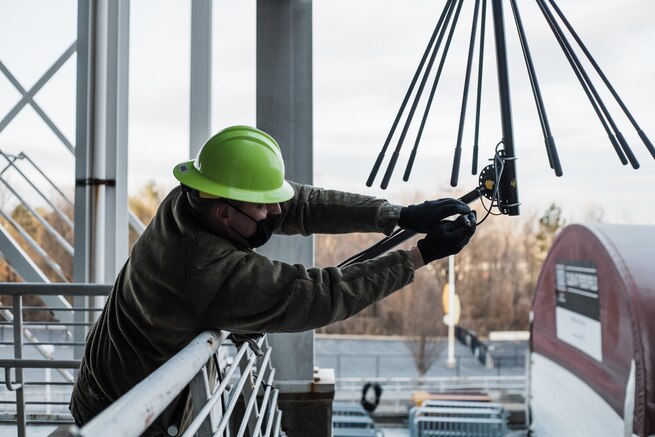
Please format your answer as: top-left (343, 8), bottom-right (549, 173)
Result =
top-left (0, 283), bottom-right (284, 437)
top-left (1, 0), bottom-right (321, 433)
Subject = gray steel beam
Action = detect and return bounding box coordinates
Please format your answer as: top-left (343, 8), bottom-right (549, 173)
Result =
top-left (190, 0), bottom-right (213, 157)
top-left (0, 228), bottom-right (49, 284)
top-left (74, 0), bottom-right (95, 359)
top-left (75, 0), bottom-right (95, 285)
top-left (94, 0), bottom-right (130, 283)
top-left (256, 0), bottom-right (314, 384)
top-left (74, 0), bottom-right (130, 356)
top-left (0, 43), bottom-right (77, 154)
top-left (74, 0), bottom-right (130, 285)
top-left (0, 227), bottom-right (73, 324)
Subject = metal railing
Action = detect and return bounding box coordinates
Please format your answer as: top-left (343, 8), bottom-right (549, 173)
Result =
top-left (69, 332), bottom-right (285, 437)
top-left (0, 151), bottom-right (146, 273)
top-left (317, 352), bottom-right (526, 379)
top-left (332, 375), bottom-right (526, 412)
top-left (0, 283), bottom-right (285, 437)
top-left (409, 400), bottom-right (508, 437)
top-left (332, 402), bottom-right (382, 437)
top-left (0, 283), bottom-right (110, 436)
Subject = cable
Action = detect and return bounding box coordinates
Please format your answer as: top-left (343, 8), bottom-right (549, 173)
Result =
top-left (473, 140), bottom-right (506, 227)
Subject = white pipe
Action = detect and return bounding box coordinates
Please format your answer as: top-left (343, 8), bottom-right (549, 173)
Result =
top-left (75, 331), bottom-right (222, 437)
top-left (447, 255), bottom-right (456, 368)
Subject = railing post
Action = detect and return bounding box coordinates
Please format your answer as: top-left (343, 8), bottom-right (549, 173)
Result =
top-left (13, 295), bottom-right (26, 437)
top-left (189, 367), bottom-right (213, 437)
top-left (238, 351), bottom-right (259, 437)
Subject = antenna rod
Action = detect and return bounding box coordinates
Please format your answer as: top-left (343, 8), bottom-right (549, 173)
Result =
top-left (381, 0), bottom-right (461, 189)
top-left (403, 0), bottom-right (466, 182)
top-left (450, 0), bottom-right (483, 187)
top-left (548, 0), bottom-right (655, 160)
top-left (537, 0), bottom-right (639, 169)
top-left (510, 0), bottom-right (562, 175)
top-left (534, 0), bottom-right (626, 165)
top-left (366, 0), bottom-right (455, 187)
top-left (472, 0), bottom-right (488, 175)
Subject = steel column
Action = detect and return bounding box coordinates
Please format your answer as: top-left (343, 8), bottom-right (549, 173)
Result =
top-left (12, 296), bottom-right (25, 437)
top-left (74, 0), bottom-right (130, 354)
top-left (93, 0), bottom-right (130, 283)
top-left (190, 0), bottom-right (213, 157)
top-left (74, 0), bottom-right (130, 285)
top-left (256, 0), bottom-right (314, 383)
top-left (74, 0), bottom-right (95, 359)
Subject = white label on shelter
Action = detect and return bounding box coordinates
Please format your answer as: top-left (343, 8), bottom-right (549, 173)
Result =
top-left (554, 260), bottom-right (602, 361)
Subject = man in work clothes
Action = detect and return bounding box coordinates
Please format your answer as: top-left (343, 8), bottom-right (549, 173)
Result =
top-left (69, 125), bottom-right (476, 435)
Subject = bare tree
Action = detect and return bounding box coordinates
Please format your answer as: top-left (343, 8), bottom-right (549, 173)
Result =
top-left (401, 266), bottom-right (447, 376)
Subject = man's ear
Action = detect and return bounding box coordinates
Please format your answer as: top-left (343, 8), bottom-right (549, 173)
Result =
top-left (214, 203), bottom-right (231, 226)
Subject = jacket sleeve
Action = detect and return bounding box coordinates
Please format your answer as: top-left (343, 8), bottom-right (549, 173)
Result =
top-left (277, 182), bottom-right (401, 236)
top-left (193, 248), bottom-right (415, 334)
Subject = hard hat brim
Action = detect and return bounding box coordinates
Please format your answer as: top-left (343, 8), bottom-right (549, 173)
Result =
top-left (173, 160), bottom-right (295, 204)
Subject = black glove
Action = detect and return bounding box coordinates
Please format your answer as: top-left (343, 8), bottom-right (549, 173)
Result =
top-left (398, 199), bottom-right (471, 233)
top-left (417, 212), bottom-right (476, 264)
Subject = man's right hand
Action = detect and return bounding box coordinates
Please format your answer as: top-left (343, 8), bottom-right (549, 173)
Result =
top-left (398, 199), bottom-right (470, 233)
top-left (416, 212), bottom-right (476, 264)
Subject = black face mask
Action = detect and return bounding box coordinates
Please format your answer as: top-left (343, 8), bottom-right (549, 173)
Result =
top-left (228, 204), bottom-right (281, 248)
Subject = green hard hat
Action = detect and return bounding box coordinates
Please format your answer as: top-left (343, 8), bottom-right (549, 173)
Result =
top-left (173, 125), bottom-right (294, 203)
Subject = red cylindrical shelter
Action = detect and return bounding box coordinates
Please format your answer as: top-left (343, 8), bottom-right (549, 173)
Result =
top-left (530, 224), bottom-right (654, 436)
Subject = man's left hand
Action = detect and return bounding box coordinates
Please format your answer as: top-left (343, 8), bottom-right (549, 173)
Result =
top-left (398, 198), bottom-right (470, 233)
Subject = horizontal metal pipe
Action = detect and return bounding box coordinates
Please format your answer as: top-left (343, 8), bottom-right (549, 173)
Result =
top-left (20, 381), bottom-right (75, 386)
top-left (0, 283), bottom-right (111, 296)
top-left (0, 342), bottom-right (83, 347)
top-left (23, 342), bottom-right (85, 347)
top-left (8, 306), bottom-right (102, 312)
top-left (75, 331), bottom-right (223, 437)
top-left (0, 359), bottom-right (80, 369)
top-left (25, 401), bottom-right (72, 406)
top-left (20, 322), bottom-right (92, 327)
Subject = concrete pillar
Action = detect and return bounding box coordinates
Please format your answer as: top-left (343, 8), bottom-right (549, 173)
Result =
top-left (256, 1), bottom-right (334, 435)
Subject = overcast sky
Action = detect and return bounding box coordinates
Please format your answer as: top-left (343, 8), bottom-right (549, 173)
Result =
top-left (0, 0), bottom-right (653, 224)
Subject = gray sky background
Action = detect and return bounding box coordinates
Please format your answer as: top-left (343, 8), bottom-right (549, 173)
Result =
top-left (0, 0), bottom-right (654, 224)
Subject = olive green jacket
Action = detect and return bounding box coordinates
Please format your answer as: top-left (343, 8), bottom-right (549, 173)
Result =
top-left (70, 182), bottom-right (415, 434)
